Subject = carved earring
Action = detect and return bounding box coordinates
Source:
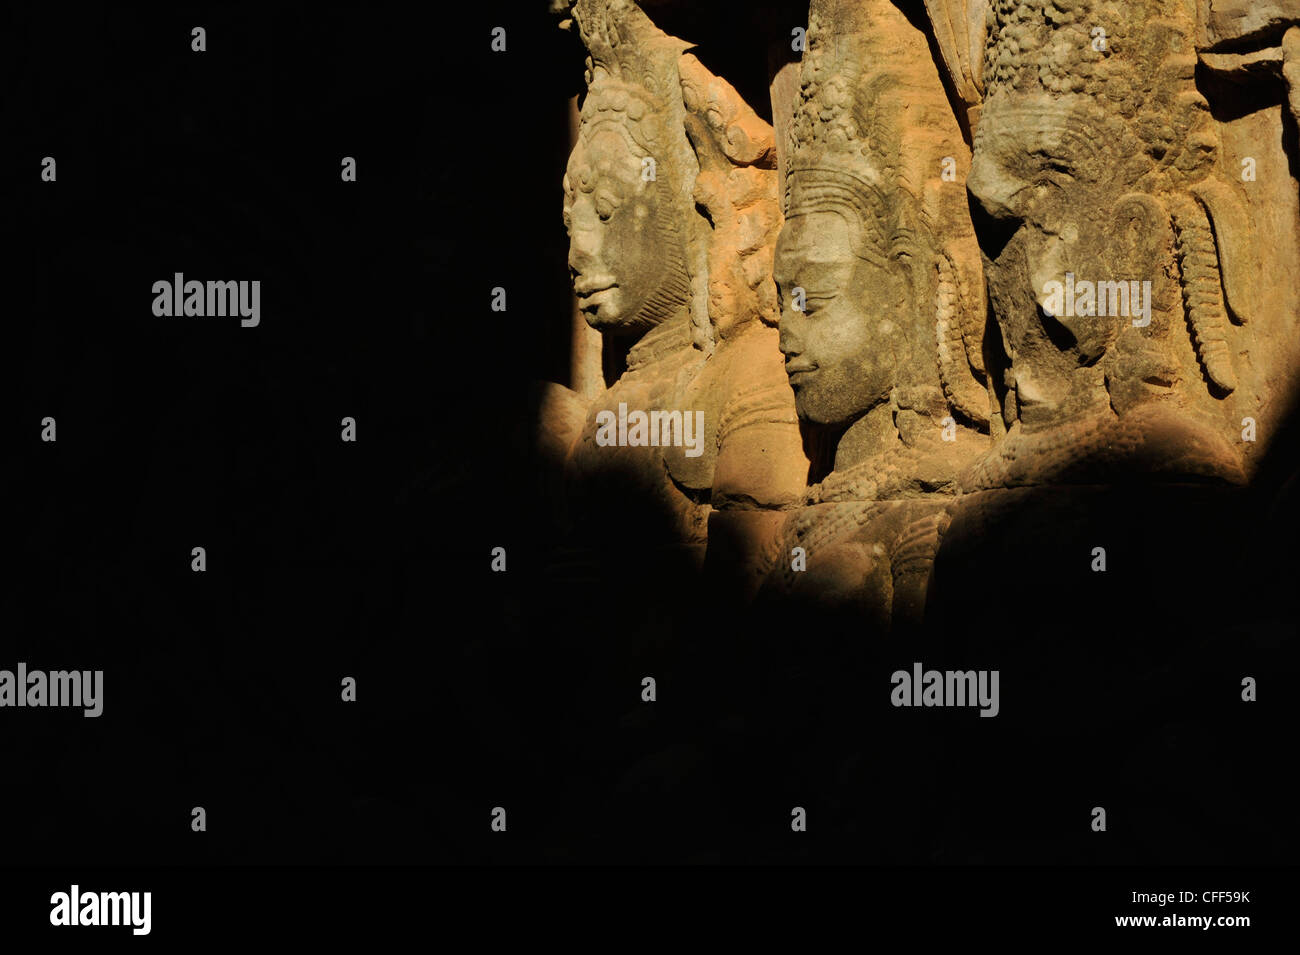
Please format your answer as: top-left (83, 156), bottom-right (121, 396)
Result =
top-left (935, 250), bottom-right (990, 429)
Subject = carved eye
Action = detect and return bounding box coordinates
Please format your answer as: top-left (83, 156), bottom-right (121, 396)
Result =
top-left (595, 197), bottom-right (615, 222)
top-left (1035, 153), bottom-right (1074, 180)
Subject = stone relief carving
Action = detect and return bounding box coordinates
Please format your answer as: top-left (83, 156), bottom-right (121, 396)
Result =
top-left (544, 0), bottom-right (806, 580)
top-left (540, 0), bottom-right (1300, 621)
top-left (963, 0), bottom-right (1299, 490)
top-left (757, 0), bottom-right (989, 626)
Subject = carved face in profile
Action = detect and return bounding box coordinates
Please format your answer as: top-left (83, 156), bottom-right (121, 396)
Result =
top-left (774, 206), bottom-right (912, 425)
top-left (563, 124), bottom-right (686, 335)
top-left (967, 91), bottom-right (1156, 421)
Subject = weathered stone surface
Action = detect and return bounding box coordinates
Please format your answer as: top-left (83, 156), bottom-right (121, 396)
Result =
top-left (540, 0), bottom-right (1300, 624)
top-left (755, 0), bottom-right (989, 621)
top-left (963, 0), bottom-right (1298, 490)
top-left (1197, 0), bottom-right (1300, 49)
top-left (521, 0), bottom-right (1300, 870)
top-left (924, 0), bottom-right (988, 136)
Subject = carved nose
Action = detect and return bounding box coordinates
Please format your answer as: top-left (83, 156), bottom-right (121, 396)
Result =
top-left (967, 153), bottom-right (1023, 223)
top-left (778, 313), bottom-right (804, 357)
top-left (568, 224), bottom-right (599, 274)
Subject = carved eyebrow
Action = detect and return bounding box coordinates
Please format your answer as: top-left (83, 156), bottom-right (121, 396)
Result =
top-left (593, 186), bottom-right (626, 209)
top-left (778, 284), bottom-right (837, 312)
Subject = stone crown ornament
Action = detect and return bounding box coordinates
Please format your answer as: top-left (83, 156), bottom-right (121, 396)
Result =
top-left (984, 0), bottom-right (1221, 186)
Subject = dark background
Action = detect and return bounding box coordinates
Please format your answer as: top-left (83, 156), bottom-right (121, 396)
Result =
top-left (5, 0), bottom-right (587, 864)
top-left (3, 1), bottom-right (1295, 866)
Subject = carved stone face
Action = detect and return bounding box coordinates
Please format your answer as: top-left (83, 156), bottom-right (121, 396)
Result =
top-left (774, 210), bottom-right (910, 425)
top-left (967, 91), bottom-right (1155, 424)
top-left (563, 127), bottom-right (682, 335)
